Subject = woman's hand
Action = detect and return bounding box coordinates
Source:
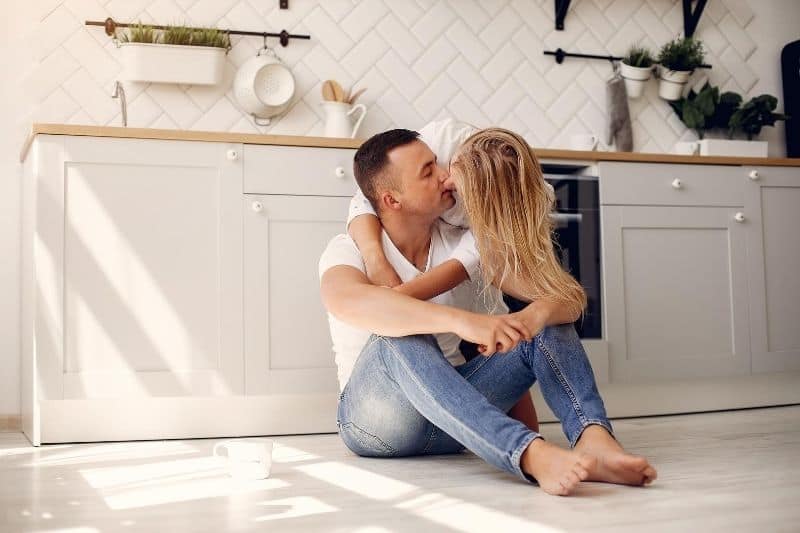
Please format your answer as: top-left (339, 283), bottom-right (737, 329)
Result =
top-left (364, 251), bottom-right (402, 288)
top-left (454, 312), bottom-right (532, 356)
top-left (510, 302), bottom-right (548, 340)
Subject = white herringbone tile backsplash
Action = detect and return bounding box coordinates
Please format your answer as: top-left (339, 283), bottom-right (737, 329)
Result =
top-left (23, 0), bottom-right (762, 152)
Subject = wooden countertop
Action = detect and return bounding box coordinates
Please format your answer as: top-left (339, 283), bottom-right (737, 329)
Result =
top-left (20, 123), bottom-right (800, 167)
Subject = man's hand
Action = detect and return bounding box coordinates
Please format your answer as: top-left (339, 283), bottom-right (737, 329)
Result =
top-left (454, 312), bottom-right (533, 356)
top-left (364, 251), bottom-right (402, 288)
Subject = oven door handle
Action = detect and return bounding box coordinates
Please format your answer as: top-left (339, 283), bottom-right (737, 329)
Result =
top-left (549, 212), bottom-right (583, 223)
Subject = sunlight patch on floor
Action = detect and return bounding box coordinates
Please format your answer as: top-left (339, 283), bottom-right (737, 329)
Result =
top-left (396, 492), bottom-right (565, 533)
top-left (294, 461), bottom-right (418, 501)
top-left (28, 441), bottom-right (197, 467)
top-left (253, 496), bottom-right (338, 522)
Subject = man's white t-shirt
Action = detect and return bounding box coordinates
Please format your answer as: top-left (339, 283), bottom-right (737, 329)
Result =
top-left (318, 221), bottom-right (504, 392)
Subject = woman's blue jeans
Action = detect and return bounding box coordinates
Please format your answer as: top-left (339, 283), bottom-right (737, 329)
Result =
top-left (336, 323), bottom-right (614, 483)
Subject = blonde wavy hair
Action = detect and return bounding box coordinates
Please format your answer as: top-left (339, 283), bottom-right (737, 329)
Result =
top-left (450, 127), bottom-right (587, 320)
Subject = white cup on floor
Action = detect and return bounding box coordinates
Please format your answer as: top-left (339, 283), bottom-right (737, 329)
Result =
top-left (213, 438), bottom-right (273, 480)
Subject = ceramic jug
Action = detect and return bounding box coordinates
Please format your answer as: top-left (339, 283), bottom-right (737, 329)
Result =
top-left (321, 101), bottom-right (367, 138)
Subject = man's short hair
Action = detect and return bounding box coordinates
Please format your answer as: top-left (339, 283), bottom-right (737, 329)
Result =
top-left (353, 129), bottom-right (420, 212)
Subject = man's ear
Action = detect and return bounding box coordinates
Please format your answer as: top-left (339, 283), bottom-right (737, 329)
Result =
top-left (379, 190), bottom-right (402, 212)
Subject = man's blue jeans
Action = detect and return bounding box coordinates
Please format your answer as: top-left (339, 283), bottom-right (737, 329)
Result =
top-left (336, 323), bottom-right (614, 483)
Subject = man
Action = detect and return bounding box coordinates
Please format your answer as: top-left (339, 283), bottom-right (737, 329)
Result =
top-left (318, 128), bottom-right (657, 496)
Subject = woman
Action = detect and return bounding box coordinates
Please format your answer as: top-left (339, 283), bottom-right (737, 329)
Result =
top-left (347, 124), bottom-right (586, 432)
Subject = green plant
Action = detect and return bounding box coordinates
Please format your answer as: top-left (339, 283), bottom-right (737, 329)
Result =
top-left (712, 91), bottom-right (743, 134)
top-left (163, 24), bottom-right (193, 46)
top-left (658, 37), bottom-right (705, 71)
top-left (190, 27), bottom-right (231, 49)
top-left (623, 45), bottom-right (654, 68)
top-left (729, 95), bottom-right (788, 140)
top-left (669, 82), bottom-right (719, 139)
top-left (118, 22), bottom-right (159, 44)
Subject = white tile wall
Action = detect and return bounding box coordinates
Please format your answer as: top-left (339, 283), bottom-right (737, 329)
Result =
top-left (20, 0), bottom-right (767, 151)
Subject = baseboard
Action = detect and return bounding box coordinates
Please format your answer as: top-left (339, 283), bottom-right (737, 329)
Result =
top-left (0, 415), bottom-right (21, 432)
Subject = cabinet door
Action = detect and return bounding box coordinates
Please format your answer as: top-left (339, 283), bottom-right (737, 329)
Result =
top-left (602, 205), bottom-right (751, 382)
top-left (44, 136), bottom-right (243, 399)
top-left (244, 195), bottom-right (350, 396)
top-left (743, 166), bottom-right (800, 373)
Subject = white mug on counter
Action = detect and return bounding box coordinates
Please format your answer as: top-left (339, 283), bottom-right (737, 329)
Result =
top-left (213, 438), bottom-right (273, 480)
top-left (570, 133), bottom-right (599, 151)
top-left (673, 141), bottom-right (699, 155)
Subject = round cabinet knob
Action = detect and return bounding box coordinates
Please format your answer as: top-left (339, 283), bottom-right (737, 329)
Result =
top-left (251, 201), bottom-right (263, 213)
top-left (734, 212), bottom-right (745, 223)
top-left (335, 166), bottom-right (346, 178)
top-left (671, 178), bottom-right (682, 189)
top-left (748, 169), bottom-right (760, 180)
top-left (227, 149), bottom-right (239, 161)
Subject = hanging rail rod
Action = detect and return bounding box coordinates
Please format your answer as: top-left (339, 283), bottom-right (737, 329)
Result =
top-left (86, 17), bottom-right (310, 47)
top-left (544, 48), bottom-right (711, 69)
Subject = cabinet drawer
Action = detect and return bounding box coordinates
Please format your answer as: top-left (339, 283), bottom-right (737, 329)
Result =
top-left (599, 162), bottom-right (744, 206)
top-left (243, 144), bottom-right (358, 196)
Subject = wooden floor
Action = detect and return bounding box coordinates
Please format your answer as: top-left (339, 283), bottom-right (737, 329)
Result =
top-left (2, 405), bottom-right (799, 532)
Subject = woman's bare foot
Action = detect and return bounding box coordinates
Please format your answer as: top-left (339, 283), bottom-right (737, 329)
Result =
top-left (520, 437), bottom-right (597, 496)
top-left (574, 425), bottom-right (658, 486)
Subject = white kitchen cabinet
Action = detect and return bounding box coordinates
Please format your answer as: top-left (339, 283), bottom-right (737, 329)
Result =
top-left (22, 135), bottom-right (245, 444)
top-left (584, 161), bottom-right (800, 420)
top-left (742, 166), bottom-right (800, 373)
top-left (601, 204), bottom-right (751, 382)
top-left (22, 136), bottom-right (359, 444)
top-left (243, 194), bottom-right (350, 397)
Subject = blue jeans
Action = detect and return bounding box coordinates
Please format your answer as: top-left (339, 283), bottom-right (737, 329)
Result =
top-left (336, 323), bottom-right (614, 483)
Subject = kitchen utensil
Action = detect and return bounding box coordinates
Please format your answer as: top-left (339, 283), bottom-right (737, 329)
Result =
top-left (781, 39), bottom-right (799, 157)
top-left (321, 101), bottom-right (367, 138)
top-left (348, 87), bottom-right (367, 104)
top-left (329, 80), bottom-right (346, 102)
top-left (234, 46), bottom-right (295, 126)
top-left (322, 80), bottom-right (337, 102)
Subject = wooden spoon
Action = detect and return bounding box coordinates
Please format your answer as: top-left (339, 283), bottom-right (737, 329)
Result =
top-left (348, 87), bottom-right (367, 104)
top-left (329, 80), bottom-right (346, 102)
top-left (321, 80), bottom-right (336, 101)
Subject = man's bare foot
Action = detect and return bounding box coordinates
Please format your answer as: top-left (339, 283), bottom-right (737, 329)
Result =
top-left (574, 425), bottom-right (658, 486)
top-left (520, 437), bottom-right (597, 496)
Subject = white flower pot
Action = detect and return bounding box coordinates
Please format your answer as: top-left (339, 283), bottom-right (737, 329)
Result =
top-left (658, 68), bottom-right (692, 101)
top-left (620, 62), bottom-right (652, 99)
top-left (698, 139), bottom-right (768, 157)
top-left (119, 42), bottom-right (226, 85)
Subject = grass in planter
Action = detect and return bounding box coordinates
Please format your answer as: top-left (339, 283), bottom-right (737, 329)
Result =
top-left (190, 27), bottom-right (231, 49)
top-left (118, 22), bottom-right (159, 44)
top-left (163, 24), bottom-right (194, 46)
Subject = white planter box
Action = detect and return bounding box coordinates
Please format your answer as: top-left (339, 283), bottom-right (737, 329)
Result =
top-left (698, 139), bottom-right (768, 157)
top-left (119, 42), bottom-right (226, 85)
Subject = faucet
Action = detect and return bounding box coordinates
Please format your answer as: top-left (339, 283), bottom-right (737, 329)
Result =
top-left (112, 81), bottom-right (127, 127)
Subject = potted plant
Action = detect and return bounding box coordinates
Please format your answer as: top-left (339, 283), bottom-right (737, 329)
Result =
top-left (117, 22), bottom-right (230, 85)
top-left (620, 46), bottom-right (655, 99)
top-left (698, 94), bottom-right (788, 157)
top-left (656, 37), bottom-right (705, 101)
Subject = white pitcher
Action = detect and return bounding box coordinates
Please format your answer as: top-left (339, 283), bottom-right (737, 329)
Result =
top-left (321, 101), bottom-right (367, 138)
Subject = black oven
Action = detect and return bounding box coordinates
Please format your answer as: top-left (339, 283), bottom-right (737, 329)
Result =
top-left (503, 166), bottom-right (602, 339)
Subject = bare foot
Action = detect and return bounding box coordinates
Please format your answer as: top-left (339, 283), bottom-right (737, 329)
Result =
top-left (520, 437), bottom-right (597, 496)
top-left (574, 425), bottom-right (658, 486)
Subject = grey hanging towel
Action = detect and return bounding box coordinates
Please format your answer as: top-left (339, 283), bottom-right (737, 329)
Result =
top-left (606, 64), bottom-right (633, 151)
